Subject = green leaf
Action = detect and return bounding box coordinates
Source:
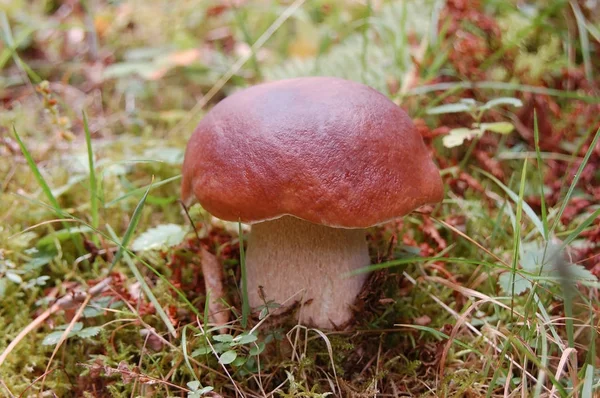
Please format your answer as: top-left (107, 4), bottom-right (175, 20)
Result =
top-left (479, 122), bottom-right (515, 135)
top-left (191, 346), bottom-right (211, 357)
top-left (480, 97), bottom-right (523, 110)
top-left (131, 224), bottom-right (188, 251)
top-left (187, 381), bottom-right (200, 391)
top-left (218, 350), bottom-right (237, 365)
top-left (249, 341), bottom-right (266, 356)
top-left (42, 324), bottom-right (84, 346)
top-left (5, 271), bottom-right (22, 284)
top-left (36, 226), bottom-right (93, 249)
top-left (43, 331), bottom-right (73, 346)
top-left (75, 326), bottom-right (102, 339)
top-left (232, 333), bottom-right (258, 345)
top-left (212, 334), bottom-right (234, 343)
top-left (497, 241), bottom-right (598, 295)
top-left (143, 147), bottom-right (184, 165)
top-left (211, 342), bottom-right (230, 353)
top-left (187, 385), bottom-right (214, 397)
top-left (103, 62), bottom-right (159, 80)
top-left (56, 322), bottom-right (84, 332)
top-left (426, 102), bottom-right (473, 115)
top-left (231, 355), bottom-right (247, 367)
top-left (442, 128), bottom-right (482, 148)
top-left (498, 272), bottom-right (532, 295)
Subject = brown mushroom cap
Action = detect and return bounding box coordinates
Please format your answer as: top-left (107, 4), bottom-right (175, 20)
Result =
top-left (182, 77), bottom-right (443, 228)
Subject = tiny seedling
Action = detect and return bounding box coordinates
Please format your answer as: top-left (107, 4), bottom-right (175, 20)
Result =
top-left (192, 330), bottom-right (266, 374)
top-left (427, 97), bottom-right (523, 148)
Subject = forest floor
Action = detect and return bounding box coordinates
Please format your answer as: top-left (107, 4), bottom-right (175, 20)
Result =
top-left (1, 0), bottom-right (600, 397)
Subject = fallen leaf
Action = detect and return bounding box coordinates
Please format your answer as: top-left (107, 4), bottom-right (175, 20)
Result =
top-left (201, 248), bottom-right (230, 332)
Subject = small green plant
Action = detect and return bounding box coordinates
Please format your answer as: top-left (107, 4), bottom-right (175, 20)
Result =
top-left (42, 322), bottom-right (103, 346)
top-left (498, 241), bottom-right (597, 295)
top-left (427, 97), bottom-right (523, 148)
top-left (192, 330), bottom-right (265, 373)
top-left (186, 380), bottom-right (214, 398)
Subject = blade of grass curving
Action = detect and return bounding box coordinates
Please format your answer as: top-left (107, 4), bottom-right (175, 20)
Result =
top-left (203, 289), bottom-right (211, 331)
top-left (533, 110), bottom-right (549, 240)
top-left (14, 127), bottom-right (62, 210)
top-left (13, 126), bottom-right (85, 258)
top-left (507, 335), bottom-right (567, 396)
top-left (549, 127), bottom-right (600, 237)
top-left (106, 175), bottom-right (181, 207)
top-left (408, 81), bottom-right (599, 103)
top-left (532, 322), bottom-right (549, 397)
top-left (0, 12), bottom-right (42, 83)
top-left (107, 179), bottom-right (152, 271)
top-left (82, 111), bottom-right (99, 244)
top-left (486, 340), bottom-right (511, 398)
top-left (107, 225), bottom-right (177, 337)
top-left (559, 208), bottom-right (600, 250)
top-left (182, 324), bottom-right (199, 381)
top-left (563, 275), bottom-right (575, 349)
top-left (476, 167), bottom-right (545, 237)
top-left (349, 256), bottom-right (516, 277)
top-left (0, 22), bottom-right (37, 69)
top-left (581, 303), bottom-right (595, 396)
top-left (571, 1), bottom-right (593, 82)
top-left (510, 160), bottom-right (528, 319)
top-left (238, 221), bottom-right (250, 328)
top-left (582, 364), bottom-right (594, 397)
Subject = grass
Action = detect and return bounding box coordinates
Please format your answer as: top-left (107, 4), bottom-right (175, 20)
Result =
top-left (1, 0), bottom-right (600, 396)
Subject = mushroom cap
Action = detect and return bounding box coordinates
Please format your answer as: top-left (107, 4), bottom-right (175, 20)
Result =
top-left (182, 77), bottom-right (443, 229)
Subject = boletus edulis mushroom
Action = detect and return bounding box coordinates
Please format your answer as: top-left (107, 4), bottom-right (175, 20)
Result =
top-left (181, 77), bottom-right (443, 329)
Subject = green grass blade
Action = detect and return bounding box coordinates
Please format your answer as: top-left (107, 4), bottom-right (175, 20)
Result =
top-left (571, 1), bottom-right (593, 82)
top-left (106, 175), bottom-right (181, 207)
top-left (181, 324), bottom-right (199, 382)
top-left (108, 179), bottom-right (152, 271)
top-left (510, 160), bottom-right (527, 319)
top-left (408, 81), bottom-right (600, 103)
top-left (532, 110), bottom-right (548, 241)
top-left (13, 126), bottom-right (85, 258)
top-left (13, 126), bottom-right (61, 209)
top-left (582, 364), bottom-right (594, 397)
top-left (238, 221), bottom-right (250, 328)
top-left (549, 128), bottom-right (600, 236)
top-left (477, 168), bottom-right (545, 237)
top-left (82, 111), bottom-right (99, 244)
top-left (107, 225), bottom-right (177, 338)
top-left (532, 322), bottom-right (549, 397)
top-left (0, 11), bottom-right (42, 83)
top-left (507, 335), bottom-right (567, 396)
top-left (560, 208), bottom-right (600, 250)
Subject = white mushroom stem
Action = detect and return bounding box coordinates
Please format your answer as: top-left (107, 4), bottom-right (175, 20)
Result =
top-left (245, 216), bottom-right (370, 328)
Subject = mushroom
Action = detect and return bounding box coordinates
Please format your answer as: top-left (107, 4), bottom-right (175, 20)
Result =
top-left (181, 77), bottom-right (443, 329)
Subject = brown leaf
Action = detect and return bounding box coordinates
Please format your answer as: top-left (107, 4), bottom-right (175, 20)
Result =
top-left (422, 216), bottom-right (447, 250)
top-left (474, 150), bottom-right (504, 179)
top-left (200, 248), bottom-right (230, 331)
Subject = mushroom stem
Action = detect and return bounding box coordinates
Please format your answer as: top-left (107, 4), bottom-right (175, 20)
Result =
top-left (245, 216), bottom-right (370, 328)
